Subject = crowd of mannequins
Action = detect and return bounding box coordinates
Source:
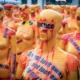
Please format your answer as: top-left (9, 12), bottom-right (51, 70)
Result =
top-left (0, 3), bottom-right (80, 80)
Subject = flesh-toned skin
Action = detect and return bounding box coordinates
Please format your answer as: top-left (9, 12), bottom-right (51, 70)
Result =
top-left (16, 9), bottom-right (78, 80)
top-left (16, 5), bottom-right (35, 63)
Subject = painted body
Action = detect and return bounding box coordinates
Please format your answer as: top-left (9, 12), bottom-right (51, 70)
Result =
top-left (16, 9), bottom-right (78, 80)
top-left (16, 5), bottom-right (35, 63)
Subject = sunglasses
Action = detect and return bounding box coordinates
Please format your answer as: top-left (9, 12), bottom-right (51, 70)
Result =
top-left (37, 22), bottom-right (54, 29)
top-left (77, 16), bottom-right (80, 20)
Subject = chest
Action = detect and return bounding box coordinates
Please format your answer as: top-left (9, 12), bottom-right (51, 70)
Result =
top-left (68, 20), bottom-right (78, 32)
top-left (23, 51), bottom-right (67, 80)
top-left (66, 39), bottom-right (80, 52)
top-left (4, 19), bottom-right (15, 27)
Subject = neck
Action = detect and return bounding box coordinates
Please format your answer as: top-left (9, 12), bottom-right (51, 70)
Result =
top-left (38, 36), bottom-right (57, 53)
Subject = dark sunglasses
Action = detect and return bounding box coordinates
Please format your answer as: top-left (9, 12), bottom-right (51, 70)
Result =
top-left (37, 22), bottom-right (54, 29)
top-left (77, 16), bottom-right (80, 20)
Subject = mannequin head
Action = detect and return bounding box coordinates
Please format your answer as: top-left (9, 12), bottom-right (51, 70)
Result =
top-left (35, 4), bottom-right (41, 14)
top-left (60, 5), bottom-right (66, 9)
top-left (52, 5), bottom-right (62, 13)
top-left (4, 4), bottom-right (13, 16)
top-left (36, 9), bottom-right (63, 41)
top-left (29, 5), bottom-right (36, 18)
top-left (13, 5), bottom-right (20, 18)
top-left (13, 4), bottom-right (19, 11)
top-left (76, 7), bottom-right (80, 28)
top-left (20, 4), bottom-right (30, 20)
top-left (65, 5), bottom-right (70, 15)
top-left (70, 5), bottom-right (77, 18)
top-left (44, 5), bottom-right (48, 9)
top-left (47, 5), bottom-right (54, 9)
top-left (60, 5), bottom-right (66, 13)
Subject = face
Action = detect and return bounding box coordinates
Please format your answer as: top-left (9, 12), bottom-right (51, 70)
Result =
top-left (35, 6), bottom-right (40, 13)
top-left (37, 20), bottom-right (54, 41)
top-left (30, 7), bottom-right (35, 14)
top-left (20, 8), bottom-right (30, 20)
top-left (5, 8), bottom-right (13, 16)
top-left (70, 7), bottom-right (77, 17)
top-left (76, 11), bottom-right (80, 27)
top-left (65, 6), bottom-right (70, 13)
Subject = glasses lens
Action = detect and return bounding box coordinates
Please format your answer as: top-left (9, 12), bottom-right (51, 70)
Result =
top-left (37, 22), bottom-right (54, 29)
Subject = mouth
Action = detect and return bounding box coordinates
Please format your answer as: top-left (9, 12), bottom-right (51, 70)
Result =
top-left (40, 33), bottom-right (47, 37)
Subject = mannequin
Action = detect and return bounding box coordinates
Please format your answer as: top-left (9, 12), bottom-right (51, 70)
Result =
top-left (16, 9), bottom-right (78, 80)
top-left (35, 4), bottom-right (41, 17)
top-left (64, 5), bottom-right (70, 18)
top-left (0, 5), bottom-right (10, 80)
top-left (59, 7), bottom-right (80, 79)
top-left (0, 5), bottom-right (16, 80)
top-left (16, 5), bottom-right (35, 63)
top-left (29, 5), bottom-right (36, 21)
top-left (64, 6), bottom-right (78, 33)
top-left (57, 6), bottom-right (78, 41)
top-left (60, 5), bottom-right (65, 14)
top-left (3, 4), bottom-right (20, 31)
top-left (13, 5), bottom-right (21, 18)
